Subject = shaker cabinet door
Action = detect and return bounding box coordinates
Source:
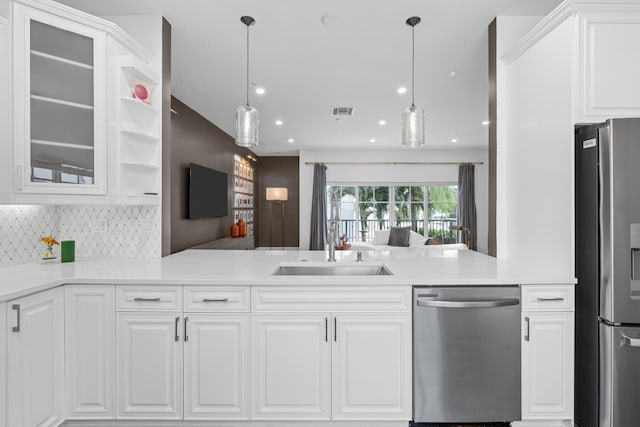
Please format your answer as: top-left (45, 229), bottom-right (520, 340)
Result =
top-left (251, 314), bottom-right (331, 420)
top-left (6, 287), bottom-right (64, 427)
top-left (65, 285), bottom-right (115, 419)
top-left (116, 313), bottom-right (182, 419)
top-left (332, 313), bottom-right (412, 420)
top-left (184, 314), bottom-right (250, 419)
top-left (522, 312), bottom-right (574, 420)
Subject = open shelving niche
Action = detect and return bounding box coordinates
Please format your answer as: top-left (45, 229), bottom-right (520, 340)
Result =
top-left (233, 154), bottom-right (255, 236)
top-left (112, 54), bottom-right (161, 204)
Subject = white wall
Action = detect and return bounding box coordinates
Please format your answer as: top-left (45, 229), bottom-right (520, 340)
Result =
top-left (299, 148), bottom-right (489, 253)
top-left (494, 16), bottom-right (545, 260)
top-left (497, 17), bottom-right (575, 277)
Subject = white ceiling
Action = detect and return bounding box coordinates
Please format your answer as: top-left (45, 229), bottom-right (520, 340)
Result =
top-left (58, 0), bottom-right (562, 156)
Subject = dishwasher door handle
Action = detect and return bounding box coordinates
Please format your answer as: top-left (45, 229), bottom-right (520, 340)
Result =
top-left (416, 298), bottom-right (520, 308)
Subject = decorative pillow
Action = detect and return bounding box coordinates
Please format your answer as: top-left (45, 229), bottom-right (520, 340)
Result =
top-left (409, 230), bottom-right (427, 246)
top-left (373, 229), bottom-right (391, 245)
top-left (425, 236), bottom-right (443, 245)
top-left (388, 227), bottom-right (411, 247)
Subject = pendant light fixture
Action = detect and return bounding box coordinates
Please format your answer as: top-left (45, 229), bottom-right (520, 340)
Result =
top-left (401, 16), bottom-right (425, 147)
top-left (235, 16), bottom-right (259, 147)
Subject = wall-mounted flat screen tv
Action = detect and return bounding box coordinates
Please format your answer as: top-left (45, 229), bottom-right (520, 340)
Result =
top-left (188, 163), bottom-right (228, 219)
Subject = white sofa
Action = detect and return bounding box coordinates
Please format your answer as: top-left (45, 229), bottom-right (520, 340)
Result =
top-left (349, 229), bottom-right (468, 251)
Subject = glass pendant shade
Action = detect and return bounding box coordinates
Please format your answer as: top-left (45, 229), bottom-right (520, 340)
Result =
top-left (235, 104), bottom-right (259, 147)
top-left (401, 104), bottom-right (425, 147)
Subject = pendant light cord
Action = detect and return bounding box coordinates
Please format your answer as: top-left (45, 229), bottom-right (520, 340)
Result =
top-left (246, 24), bottom-right (250, 107)
top-left (411, 24), bottom-right (415, 108)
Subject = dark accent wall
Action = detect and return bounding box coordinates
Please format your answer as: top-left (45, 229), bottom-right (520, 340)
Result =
top-left (161, 18), bottom-right (172, 256)
top-left (488, 19), bottom-right (497, 257)
top-left (168, 96), bottom-right (257, 253)
top-left (257, 157), bottom-right (300, 248)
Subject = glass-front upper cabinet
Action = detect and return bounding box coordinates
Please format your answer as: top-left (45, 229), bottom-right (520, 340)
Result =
top-left (12, 4), bottom-right (107, 195)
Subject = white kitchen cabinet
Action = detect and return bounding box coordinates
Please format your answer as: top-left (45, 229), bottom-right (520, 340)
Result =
top-left (577, 10), bottom-right (640, 122)
top-left (0, 302), bottom-right (6, 427)
top-left (116, 312), bottom-right (183, 419)
top-left (115, 285), bottom-right (250, 421)
top-left (184, 314), bottom-right (250, 419)
top-left (250, 286), bottom-right (412, 421)
top-left (6, 286), bottom-right (64, 427)
top-left (11, 2), bottom-right (107, 198)
top-left (65, 285), bottom-right (115, 419)
top-left (251, 314), bottom-right (332, 420)
top-left (521, 285), bottom-right (575, 422)
top-left (332, 313), bottom-right (411, 420)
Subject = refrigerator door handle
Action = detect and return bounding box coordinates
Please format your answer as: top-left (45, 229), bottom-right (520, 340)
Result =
top-left (621, 332), bottom-right (640, 347)
top-left (632, 248), bottom-right (640, 281)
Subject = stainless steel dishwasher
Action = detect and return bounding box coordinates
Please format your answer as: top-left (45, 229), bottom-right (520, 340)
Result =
top-left (413, 286), bottom-right (521, 424)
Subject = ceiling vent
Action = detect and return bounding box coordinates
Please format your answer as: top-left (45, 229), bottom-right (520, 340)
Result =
top-left (331, 106), bottom-right (354, 117)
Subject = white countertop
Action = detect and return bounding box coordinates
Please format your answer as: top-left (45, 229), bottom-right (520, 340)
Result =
top-left (0, 248), bottom-right (576, 302)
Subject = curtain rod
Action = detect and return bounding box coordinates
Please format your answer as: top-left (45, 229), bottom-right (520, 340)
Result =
top-left (304, 161), bottom-right (484, 166)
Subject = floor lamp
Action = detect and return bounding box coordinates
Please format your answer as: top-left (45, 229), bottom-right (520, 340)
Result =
top-left (266, 187), bottom-right (288, 249)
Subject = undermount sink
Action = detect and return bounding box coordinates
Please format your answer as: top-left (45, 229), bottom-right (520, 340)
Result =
top-left (272, 264), bottom-right (393, 276)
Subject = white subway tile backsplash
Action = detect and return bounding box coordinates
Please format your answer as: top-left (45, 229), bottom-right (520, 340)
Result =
top-left (0, 204), bottom-right (161, 268)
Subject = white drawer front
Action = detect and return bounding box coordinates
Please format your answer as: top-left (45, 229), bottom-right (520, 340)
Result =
top-left (116, 286), bottom-right (182, 311)
top-left (522, 285), bottom-right (574, 311)
top-left (184, 286), bottom-right (250, 312)
top-left (252, 286), bottom-right (411, 312)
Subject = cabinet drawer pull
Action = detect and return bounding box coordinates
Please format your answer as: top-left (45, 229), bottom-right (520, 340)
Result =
top-left (134, 297), bottom-right (161, 302)
top-left (525, 316), bottom-right (530, 342)
top-left (12, 304), bottom-right (20, 333)
top-left (202, 298), bottom-right (229, 302)
top-left (174, 317), bottom-right (180, 342)
top-left (184, 317), bottom-right (189, 342)
top-left (536, 297), bottom-right (564, 302)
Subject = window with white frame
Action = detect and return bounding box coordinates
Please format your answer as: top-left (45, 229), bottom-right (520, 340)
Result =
top-left (327, 184), bottom-right (458, 243)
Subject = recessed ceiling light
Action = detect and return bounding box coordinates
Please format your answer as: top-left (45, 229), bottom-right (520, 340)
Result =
top-left (482, 120), bottom-right (490, 125)
top-left (448, 71), bottom-right (457, 78)
top-left (378, 120), bottom-right (386, 126)
top-left (287, 138), bottom-right (294, 143)
top-left (275, 120), bottom-right (283, 126)
top-left (369, 138), bottom-right (376, 143)
top-left (255, 87), bottom-right (265, 95)
top-left (321, 14), bottom-right (338, 27)
top-left (451, 138), bottom-right (458, 143)
top-left (397, 87), bottom-right (407, 94)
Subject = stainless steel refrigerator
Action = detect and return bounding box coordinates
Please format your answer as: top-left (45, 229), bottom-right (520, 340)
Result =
top-left (575, 118), bottom-right (640, 427)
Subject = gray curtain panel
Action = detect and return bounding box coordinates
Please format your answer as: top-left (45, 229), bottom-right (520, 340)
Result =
top-left (458, 163), bottom-right (477, 250)
top-left (309, 163), bottom-right (328, 250)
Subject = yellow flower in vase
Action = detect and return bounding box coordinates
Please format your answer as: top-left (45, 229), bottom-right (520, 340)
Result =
top-left (40, 235), bottom-right (60, 260)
